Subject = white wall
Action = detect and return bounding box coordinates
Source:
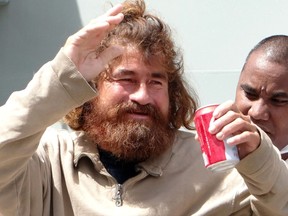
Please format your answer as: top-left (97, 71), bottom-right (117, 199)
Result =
top-left (145, 0), bottom-right (288, 105)
top-left (1, 0), bottom-right (288, 106)
top-left (0, 0), bottom-right (83, 104)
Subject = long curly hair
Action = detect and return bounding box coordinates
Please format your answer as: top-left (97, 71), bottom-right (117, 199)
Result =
top-left (64, 0), bottom-right (199, 130)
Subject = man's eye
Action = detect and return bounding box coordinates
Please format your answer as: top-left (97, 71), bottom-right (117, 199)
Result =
top-left (119, 78), bottom-right (135, 83)
top-left (244, 91), bottom-right (258, 100)
top-left (271, 98), bottom-right (288, 106)
top-left (149, 80), bottom-right (163, 86)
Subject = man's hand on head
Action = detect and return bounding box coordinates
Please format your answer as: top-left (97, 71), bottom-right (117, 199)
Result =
top-left (62, 4), bottom-right (124, 81)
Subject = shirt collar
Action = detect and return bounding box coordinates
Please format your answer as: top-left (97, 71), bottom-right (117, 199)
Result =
top-left (72, 131), bottom-right (178, 177)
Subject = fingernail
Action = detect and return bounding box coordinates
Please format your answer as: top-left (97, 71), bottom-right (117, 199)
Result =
top-left (226, 137), bottom-right (234, 144)
top-left (216, 132), bottom-right (223, 140)
top-left (209, 124), bottom-right (216, 133)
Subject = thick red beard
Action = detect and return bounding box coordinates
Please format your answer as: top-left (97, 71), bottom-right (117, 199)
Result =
top-left (82, 100), bottom-right (176, 162)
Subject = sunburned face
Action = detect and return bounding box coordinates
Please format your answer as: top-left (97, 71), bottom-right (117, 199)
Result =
top-left (97, 49), bottom-right (170, 123)
top-left (235, 51), bottom-right (288, 150)
top-left (82, 48), bottom-right (175, 162)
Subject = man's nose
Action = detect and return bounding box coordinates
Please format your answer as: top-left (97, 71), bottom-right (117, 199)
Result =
top-left (129, 83), bottom-right (153, 105)
top-left (248, 100), bottom-right (269, 121)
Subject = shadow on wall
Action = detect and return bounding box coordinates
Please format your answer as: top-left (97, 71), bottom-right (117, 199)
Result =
top-left (0, 0), bottom-right (82, 105)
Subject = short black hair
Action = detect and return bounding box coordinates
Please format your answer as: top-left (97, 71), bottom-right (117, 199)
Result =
top-left (245, 35), bottom-right (288, 66)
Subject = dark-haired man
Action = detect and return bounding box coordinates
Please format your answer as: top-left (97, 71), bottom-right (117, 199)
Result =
top-left (235, 35), bottom-right (288, 161)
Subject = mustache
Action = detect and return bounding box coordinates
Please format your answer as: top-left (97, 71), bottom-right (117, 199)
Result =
top-left (115, 102), bottom-right (162, 121)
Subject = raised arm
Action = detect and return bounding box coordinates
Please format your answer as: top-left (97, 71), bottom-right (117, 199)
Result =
top-left (0, 3), bottom-right (123, 192)
top-left (209, 100), bottom-right (288, 215)
top-left (63, 3), bottom-right (124, 81)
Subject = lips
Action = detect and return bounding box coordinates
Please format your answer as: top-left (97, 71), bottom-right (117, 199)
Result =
top-left (117, 102), bottom-right (160, 122)
top-left (128, 110), bottom-right (149, 116)
top-left (127, 110), bottom-right (151, 120)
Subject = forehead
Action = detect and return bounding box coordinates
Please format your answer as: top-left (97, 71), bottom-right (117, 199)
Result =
top-left (112, 48), bottom-right (167, 76)
top-left (240, 52), bottom-right (288, 92)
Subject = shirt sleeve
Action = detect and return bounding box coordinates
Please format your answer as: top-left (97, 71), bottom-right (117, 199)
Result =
top-left (0, 49), bottom-right (96, 214)
top-left (236, 128), bottom-right (288, 216)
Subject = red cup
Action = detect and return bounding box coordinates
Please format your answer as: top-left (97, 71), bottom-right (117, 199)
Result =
top-left (194, 104), bottom-right (239, 172)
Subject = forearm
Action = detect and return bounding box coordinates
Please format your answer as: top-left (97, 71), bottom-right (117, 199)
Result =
top-left (0, 49), bottom-right (96, 185)
top-left (236, 129), bottom-right (288, 215)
